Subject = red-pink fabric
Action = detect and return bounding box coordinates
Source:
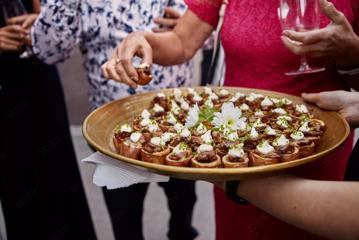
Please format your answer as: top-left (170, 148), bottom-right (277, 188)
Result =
top-left (185, 0), bottom-right (357, 239)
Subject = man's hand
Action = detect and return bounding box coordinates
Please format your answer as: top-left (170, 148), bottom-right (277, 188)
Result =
top-left (152, 7), bottom-right (181, 33)
top-left (302, 91), bottom-right (359, 128)
top-left (281, 0), bottom-right (359, 66)
top-left (0, 25), bottom-right (27, 52)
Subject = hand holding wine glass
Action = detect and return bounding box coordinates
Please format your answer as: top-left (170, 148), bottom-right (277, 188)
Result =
top-left (281, 0), bottom-right (359, 68)
top-left (279, 0), bottom-right (325, 76)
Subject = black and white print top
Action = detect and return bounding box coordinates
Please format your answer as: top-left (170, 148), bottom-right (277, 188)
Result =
top-left (31, 0), bottom-right (193, 108)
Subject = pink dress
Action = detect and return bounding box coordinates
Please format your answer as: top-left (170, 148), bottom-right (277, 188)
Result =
top-left (185, 0), bottom-right (357, 239)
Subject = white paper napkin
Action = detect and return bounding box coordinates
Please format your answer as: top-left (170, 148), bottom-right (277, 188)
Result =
top-left (82, 152), bottom-right (170, 189)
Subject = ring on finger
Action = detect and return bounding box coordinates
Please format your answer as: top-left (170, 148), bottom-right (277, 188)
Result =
top-left (115, 58), bottom-right (121, 65)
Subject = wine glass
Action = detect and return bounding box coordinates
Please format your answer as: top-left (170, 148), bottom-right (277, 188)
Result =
top-left (279, 0), bottom-right (325, 76)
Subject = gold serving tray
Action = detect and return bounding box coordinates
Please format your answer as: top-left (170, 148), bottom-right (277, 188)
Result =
top-left (82, 87), bottom-right (350, 181)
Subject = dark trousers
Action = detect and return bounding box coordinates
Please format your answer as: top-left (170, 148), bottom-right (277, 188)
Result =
top-left (103, 178), bottom-right (198, 240)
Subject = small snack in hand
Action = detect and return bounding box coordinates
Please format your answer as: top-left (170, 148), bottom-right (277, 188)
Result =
top-left (135, 63), bottom-right (153, 85)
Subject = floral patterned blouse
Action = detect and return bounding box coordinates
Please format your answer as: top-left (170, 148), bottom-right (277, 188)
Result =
top-left (31, 0), bottom-right (193, 108)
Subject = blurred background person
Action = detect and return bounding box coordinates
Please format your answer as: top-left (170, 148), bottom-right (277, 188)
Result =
top-left (30, 0), bottom-right (198, 239)
top-left (0, 0), bottom-right (96, 239)
top-left (102, 0), bottom-right (359, 239)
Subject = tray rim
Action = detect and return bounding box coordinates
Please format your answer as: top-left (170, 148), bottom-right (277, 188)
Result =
top-left (82, 87), bottom-right (350, 177)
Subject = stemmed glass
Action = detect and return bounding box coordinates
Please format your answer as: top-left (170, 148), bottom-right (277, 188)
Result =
top-left (279, 0), bottom-right (325, 76)
top-left (1, 0), bottom-right (27, 23)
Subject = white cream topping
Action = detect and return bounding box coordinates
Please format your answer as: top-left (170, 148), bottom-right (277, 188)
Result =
top-left (205, 99), bottom-right (214, 108)
top-left (254, 110), bottom-right (264, 117)
top-left (291, 131), bottom-right (305, 141)
top-left (193, 93), bottom-right (203, 102)
top-left (257, 141), bottom-right (275, 155)
top-left (188, 88), bottom-right (196, 94)
top-left (157, 92), bottom-right (166, 98)
top-left (150, 137), bottom-right (165, 146)
top-left (253, 118), bottom-right (266, 128)
top-left (280, 98), bottom-right (292, 105)
top-left (227, 131), bottom-right (239, 141)
top-left (265, 126), bottom-right (277, 136)
top-left (148, 120), bottom-right (159, 132)
top-left (140, 118), bottom-right (151, 127)
top-left (196, 123), bottom-right (207, 135)
top-left (180, 99), bottom-right (190, 111)
top-left (296, 104), bottom-right (309, 113)
top-left (239, 103), bottom-right (250, 111)
top-left (120, 124), bottom-right (132, 133)
top-left (174, 123), bottom-right (184, 133)
top-left (239, 121), bottom-right (250, 132)
top-left (197, 144), bottom-right (213, 153)
top-left (246, 92), bottom-right (264, 102)
top-left (261, 96), bottom-right (274, 107)
top-left (180, 128), bottom-right (191, 138)
top-left (219, 89), bottom-right (229, 96)
top-left (141, 109), bottom-right (151, 119)
top-left (204, 87), bottom-right (212, 95)
top-left (153, 104), bottom-right (164, 113)
top-left (276, 118), bottom-right (289, 129)
top-left (278, 115), bottom-right (292, 122)
top-left (130, 132), bottom-right (142, 143)
top-left (250, 127), bottom-right (259, 139)
top-left (272, 108), bottom-right (287, 115)
top-left (273, 134), bottom-right (290, 147)
top-left (173, 89), bottom-right (182, 102)
top-left (172, 143), bottom-right (188, 155)
top-left (228, 148), bottom-right (245, 158)
top-left (271, 97), bottom-right (280, 104)
top-left (299, 121), bottom-right (311, 133)
top-left (209, 92), bottom-right (219, 100)
top-left (166, 113), bottom-right (177, 125)
top-left (171, 100), bottom-right (181, 115)
top-left (201, 130), bottom-right (213, 144)
top-left (161, 132), bottom-right (176, 143)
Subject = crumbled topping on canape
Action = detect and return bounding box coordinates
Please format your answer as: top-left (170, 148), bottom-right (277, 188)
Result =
top-left (257, 141), bottom-right (275, 155)
top-left (130, 132), bottom-right (142, 143)
top-left (290, 131), bottom-right (305, 140)
top-left (201, 130), bottom-right (213, 144)
top-left (153, 103), bottom-right (164, 113)
top-left (162, 132), bottom-right (176, 143)
top-left (239, 103), bottom-right (250, 111)
top-left (180, 128), bottom-right (191, 138)
top-left (219, 89), bottom-right (229, 96)
top-left (120, 124), bottom-right (132, 133)
top-left (272, 134), bottom-right (290, 147)
top-left (265, 126), bottom-right (277, 136)
top-left (150, 137), bottom-right (165, 146)
top-left (197, 144), bottom-right (213, 153)
top-left (166, 113), bottom-right (177, 125)
top-left (250, 127), bottom-right (259, 139)
top-left (157, 92), bottom-right (166, 98)
top-left (141, 109), bottom-right (151, 119)
top-left (172, 143), bottom-right (188, 155)
top-left (296, 104), bottom-right (309, 113)
top-left (272, 108), bottom-right (287, 115)
top-left (261, 96), bottom-right (274, 107)
top-left (196, 123), bottom-right (207, 135)
top-left (299, 121), bottom-right (311, 133)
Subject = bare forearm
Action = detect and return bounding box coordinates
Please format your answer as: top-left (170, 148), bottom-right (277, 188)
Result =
top-left (237, 176), bottom-right (359, 240)
top-left (144, 10), bottom-right (213, 66)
